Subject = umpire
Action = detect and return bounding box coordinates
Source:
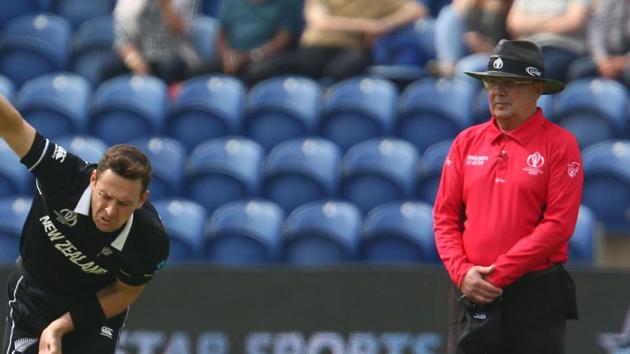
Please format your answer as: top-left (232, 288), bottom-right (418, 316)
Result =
top-left (0, 94), bottom-right (169, 354)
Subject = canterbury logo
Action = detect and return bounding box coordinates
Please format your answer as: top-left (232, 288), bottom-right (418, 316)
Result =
top-left (14, 337), bottom-right (37, 352)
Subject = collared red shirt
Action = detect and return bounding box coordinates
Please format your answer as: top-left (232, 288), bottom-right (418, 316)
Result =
top-left (433, 109), bottom-right (583, 288)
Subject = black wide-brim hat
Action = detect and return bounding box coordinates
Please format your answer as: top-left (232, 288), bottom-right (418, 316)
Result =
top-left (464, 39), bottom-right (565, 94)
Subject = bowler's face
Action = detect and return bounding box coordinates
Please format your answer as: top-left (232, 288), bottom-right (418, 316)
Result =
top-left (90, 169), bottom-right (148, 233)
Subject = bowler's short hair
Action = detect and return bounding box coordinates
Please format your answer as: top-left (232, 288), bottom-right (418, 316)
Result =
top-left (96, 144), bottom-right (152, 194)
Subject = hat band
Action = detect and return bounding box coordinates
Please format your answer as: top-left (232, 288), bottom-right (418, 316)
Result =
top-left (488, 56), bottom-right (545, 79)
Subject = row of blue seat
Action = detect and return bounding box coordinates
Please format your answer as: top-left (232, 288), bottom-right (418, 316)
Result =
top-left (0, 196), bottom-right (599, 266)
top-left (1, 72), bottom-right (628, 156)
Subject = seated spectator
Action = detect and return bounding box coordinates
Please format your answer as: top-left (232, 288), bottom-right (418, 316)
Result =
top-left (187, 0), bottom-right (301, 86)
top-left (568, 0), bottom-right (630, 87)
top-left (101, 0), bottom-right (200, 85)
top-left (506, 0), bottom-right (591, 83)
top-left (275, 0), bottom-right (428, 83)
top-left (432, 0), bottom-right (512, 77)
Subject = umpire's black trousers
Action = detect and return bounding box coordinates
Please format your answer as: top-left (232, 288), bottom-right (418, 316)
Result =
top-left (1, 261), bottom-right (126, 354)
top-left (447, 264), bottom-right (578, 354)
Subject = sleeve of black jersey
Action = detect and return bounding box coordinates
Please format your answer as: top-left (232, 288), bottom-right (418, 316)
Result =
top-left (20, 133), bottom-right (91, 195)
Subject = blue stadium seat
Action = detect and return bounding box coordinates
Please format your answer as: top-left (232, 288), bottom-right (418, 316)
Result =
top-left (0, 140), bottom-right (33, 198)
top-left (69, 15), bottom-right (114, 85)
top-left (282, 200), bottom-right (362, 265)
top-left (168, 75), bottom-right (245, 152)
top-left (185, 137), bottom-right (263, 214)
top-left (200, 0), bottom-right (222, 17)
top-left (153, 199), bottom-right (207, 264)
top-left (568, 205), bottom-right (597, 264)
top-left (361, 201), bottom-right (438, 264)
top-left (0, 0), bottom-right (42, 31)
top-left (55, 134), bottom-right (107, 163)
top-left (90, 75), bottom-right (168, 145)
top-left (397, 77), bottom-right (476, 152)
top-left (0, 14), bottom-right (71, 87)
top-left (474, 90), bottom-right (555, 124)
top-left (554, 79), bottom-right (629, 148)
top-left (16, 73), bottom-right (91, 138)
top-left (128, 137), bottom-right (186, 201)
top-left (192, 15), bottom-right (220, 62)
top-left (581, 140), bottom-right (630, 233)
top-left (320, 77), bottom-right (398, 152)
top-left (0, 196), bottom-right (31, 263)
top-left (0, 75), bottom-right (16, 102)
top-left (51, 0), bottom-right (115, 29)
top-left (416, 138), bottom-right (453, 204)
top-left (263, 138), bottom-right (341, 213)
top-left (205, 199), bottom-right (284, 265)
top-left (244, 76), bottom-right (321, 151)
top-left (341, 138), bottom-right (419, 214)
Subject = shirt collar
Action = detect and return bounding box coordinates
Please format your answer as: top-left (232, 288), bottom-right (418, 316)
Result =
top-left (74, 185), bottom-right (134, 251)
top-left (485, 108), bottom-right (546, 146)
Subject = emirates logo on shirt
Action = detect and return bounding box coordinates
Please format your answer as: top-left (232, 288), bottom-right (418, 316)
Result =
top-left (523, 151), bottom-right (545, 175)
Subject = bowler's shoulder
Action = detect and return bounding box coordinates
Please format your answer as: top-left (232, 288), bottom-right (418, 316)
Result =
top-left (133, 201), bottom-right (169, 247)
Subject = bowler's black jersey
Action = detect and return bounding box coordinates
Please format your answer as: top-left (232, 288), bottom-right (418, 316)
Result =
top-left (18, 133), bottom-right (169, 296)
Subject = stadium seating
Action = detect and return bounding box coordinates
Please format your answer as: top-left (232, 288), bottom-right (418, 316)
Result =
top-left (16, 73), bottom-right (91, 138)
top-left (262, 138), bottom-right (341, 213)
top-left (0, 0), bottom-right (43, 31)
top-left (341, 138), bottom-right (419, 214)
top-left (320, 77), bottom-right (398, 152)
top-left (397, 77), bottom-right (476, 152)
top-left (55, 134), bottom-right (107, 164)
top-left (361, 200), bottom-right (438, 264)
top-left (69, 15), bottom-right (114, 85)
top-left (0, 196), bottom-right (31, 263)
top-left (192, 15), bottom-right (220, 62)
top-left (243, 76), bottom-right (321, 151)
top-left (416, 138), bottom-right (452, 204)
top-left (205, 199), bottom-right (284, 265)
top-left (128, 136), bottom-right (187, 201)
top-left (0, 140), bottom-right (33, 198)
top-left (282, 200), bottom-right (362, 265)
top-left (568, 205), bottom-right (598, 264)
top-left (581, 140), bottom-right (630, 233)
top-left (554, 79), bottom-right (629, 148)
top-left (0, 14), bottom-right (72, 87)
top-left (184, 137), bottom-right (263, 214)
top-left (153, 199), bottom-right (207, 263)
top-left (0, 75), bottom-right (15, 101)
top-left (89, 75), bottom-right (168, 145)
top-left (168, 75), bottom-right (245, 152)
top-left (50, 0), bottom-right (115, 29)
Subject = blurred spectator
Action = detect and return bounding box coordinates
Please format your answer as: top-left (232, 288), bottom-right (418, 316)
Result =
top-left (507, 0), bottom-right (591, 83)
top-left (432, 0), bottom-right (512, 77)
top-left (568, 0), bottom-right (630, 87)
top-left (272, 0), bottom-right (428, 83)
top-left (100, 0), bottom-right (200, 84)
top-left (187, 0), bottom-right (301, 86)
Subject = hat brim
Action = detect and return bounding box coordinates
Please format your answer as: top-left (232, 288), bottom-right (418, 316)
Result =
top-left (465, 70), bottom-right (565, 94)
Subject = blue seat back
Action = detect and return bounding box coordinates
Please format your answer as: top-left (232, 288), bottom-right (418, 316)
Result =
top-left (17, 73), bottom-right (91, 138)
top-left (244, 76), bottom-right (321, 151)
top-left (90, 75), bottom-right (167, 145)
top-left (283, 200), bottom-right (362, 265)
top-left (206, 199), bottom-right (284, 265)
top-left (0, 75), bottom-right (16, 102)
top-left (568, 205), bottom-right (597, 263)
top-left (0, 140), bottom-right (33, 197)
top-left (0, 0), bottom-right (42, 31)
top-left (0, 196), bottom-right (31, 263)
top-left (69, 15), bottom-right (114, 85)
top-left (169, 75), bottom-right (245, 152)
top-left (341, 138), bottom-right (419, 213)
top-left (129, 137), bottom-right (186, 201)
top-left (321, 77), bottom-right (398, 152)
top-left (185, 137), bottom-right (263, 213)
top-left (51, 0), bottom-right (115, 29)
top-left (417, 138), bottom-right (453, 203)
top-left (153, 199), bottom-right (207, 263)
top-left (55, 134), bottom-right (107, 163)
top-left (361, 201), bottom-right (438, 263)
top-left (373, 19), bottom-right (435, 66)
top-left (263, 138), bottom-right (341, 212)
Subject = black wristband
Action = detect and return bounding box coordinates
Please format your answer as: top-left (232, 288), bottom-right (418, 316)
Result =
top-left (69, 295), bottom-right (106, 330)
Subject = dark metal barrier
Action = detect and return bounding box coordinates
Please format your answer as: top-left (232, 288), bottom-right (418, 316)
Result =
top-left (1, 264), bottom-right (628, 353)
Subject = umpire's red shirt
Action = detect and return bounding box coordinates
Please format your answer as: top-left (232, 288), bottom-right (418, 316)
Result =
top-left (433, 109), bottom-right (583, 288)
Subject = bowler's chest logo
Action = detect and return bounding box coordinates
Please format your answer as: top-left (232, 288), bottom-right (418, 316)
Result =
top-left (54, 209), bottom-right (77, 227)
top-left (523, 151), bottom-right (545, 175)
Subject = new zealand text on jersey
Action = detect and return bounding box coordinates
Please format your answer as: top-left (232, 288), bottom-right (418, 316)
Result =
top-left (39, 215), bottom-right (108, 275)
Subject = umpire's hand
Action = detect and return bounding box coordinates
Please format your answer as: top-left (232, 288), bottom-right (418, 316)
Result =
top-left (461, 265), bottom-right (503, 304)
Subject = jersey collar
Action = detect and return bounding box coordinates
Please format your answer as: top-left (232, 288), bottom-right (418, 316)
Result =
top-left (74, 185), bottom-right (134, 251)
top-left (486, 108), bottom-right (546, 146)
